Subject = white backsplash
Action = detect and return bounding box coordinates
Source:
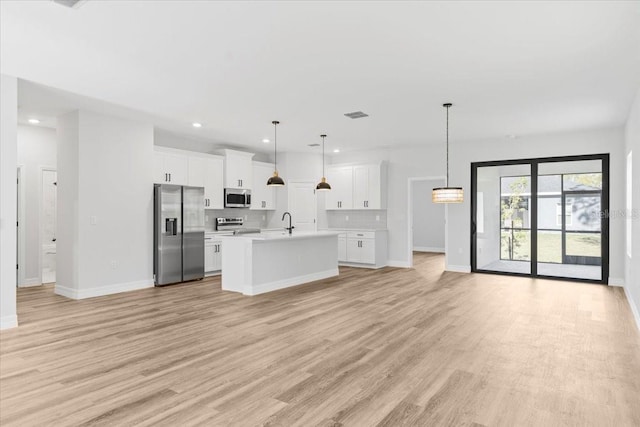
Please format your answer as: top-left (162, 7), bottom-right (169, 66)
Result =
top-left (327, 210), bottom-right (387, 230)
top-left (204, 209), bottom-right (275, 231)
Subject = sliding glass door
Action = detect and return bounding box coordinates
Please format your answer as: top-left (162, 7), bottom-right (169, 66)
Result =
top-left (471, 154), bottom-right (609, 284)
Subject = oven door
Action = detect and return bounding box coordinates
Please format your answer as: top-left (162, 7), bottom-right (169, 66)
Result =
top-left (224, 190), bottom-right (247, 208)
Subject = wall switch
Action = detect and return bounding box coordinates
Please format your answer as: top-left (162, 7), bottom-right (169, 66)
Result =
top-left (90, 216), bottom-right (97, 225)
top-left (262, 215), bottom-right (266, 221)
top-left (244, 215), bottom-right (248, 221)
top-left (376, 215), bottom-right (380, 221)
top-left (458, 248), bottom-right (463, 254)
top-left (345, 215), bottom-right (349, 221)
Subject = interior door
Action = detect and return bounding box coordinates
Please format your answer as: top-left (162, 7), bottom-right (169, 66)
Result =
top-left (288, 181), bottom-right (317, 232)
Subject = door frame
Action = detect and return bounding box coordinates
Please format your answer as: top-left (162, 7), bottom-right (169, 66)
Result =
top-left (470, 153), bottom-right (609, 285)
top-left (17, 165), bottom-right (26, 286)
top-left (287, 180), bottom-right (317, 232)
top-left (407, 175), bottom-right (447, 268)
top-left (39, 166), bottom-right (57, 285)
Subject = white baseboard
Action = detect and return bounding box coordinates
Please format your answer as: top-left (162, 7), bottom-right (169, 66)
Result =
top-left (245, 268), bottom-right (339, 296)
top-left (0, 315), bottom-right (18, 330)
top-left (386, 260), bottom-right (411, 268)
top-left (413, 246), bottom-right (445, 253)
top-left (608, 277), bottom-right (625, 287)
top-left (18, 277), bottom-right (42, 287)
top-left (446, 264), bottom-right (471, 273)
top-left (622, 286), bottom-right (640, 331)
top-left (55, 278), bottom-right (154, 300)
top-left (339, 262), bottom-right (387, 269)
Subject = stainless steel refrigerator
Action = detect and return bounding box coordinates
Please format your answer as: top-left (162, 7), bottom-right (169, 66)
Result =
top-left (154, 184), bottom-right (205, 286)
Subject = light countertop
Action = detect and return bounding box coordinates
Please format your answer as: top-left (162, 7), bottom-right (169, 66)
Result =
top-left (217, 230), bottom-right (341, 242)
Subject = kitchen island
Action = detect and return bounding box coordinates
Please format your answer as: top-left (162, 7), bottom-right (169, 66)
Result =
top-left (218, 231), bottom-right (340, 295)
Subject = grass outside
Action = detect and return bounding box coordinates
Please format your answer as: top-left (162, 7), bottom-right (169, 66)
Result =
top-left (501, 231), bottom-right (601, 263)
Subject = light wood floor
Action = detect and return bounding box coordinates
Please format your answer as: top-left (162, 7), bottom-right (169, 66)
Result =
top-left (1, 253), bottom-right (639, 426)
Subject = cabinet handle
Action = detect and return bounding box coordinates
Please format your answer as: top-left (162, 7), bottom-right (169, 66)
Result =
top-left (168, 173), bottom-right (171, 182)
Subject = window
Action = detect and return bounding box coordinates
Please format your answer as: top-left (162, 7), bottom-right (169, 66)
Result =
top-left (556, 203), bottom-right (572, 226)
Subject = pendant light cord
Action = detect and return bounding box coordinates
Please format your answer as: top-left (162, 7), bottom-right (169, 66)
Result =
top-left (272, 120), bottom-right (278, 171)
top-left (321, 135), bottom-right (326, 177)
top-left (446, 104), bottom-right (449, 187)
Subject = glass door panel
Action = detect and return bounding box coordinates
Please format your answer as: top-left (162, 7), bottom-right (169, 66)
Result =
top-left (475, 163), bottom-right (531, 275)
top-left (537, 162), bottom-right (602, 281)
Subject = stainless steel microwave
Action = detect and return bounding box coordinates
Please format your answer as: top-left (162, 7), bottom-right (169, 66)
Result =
top-left (224, 188), bottom-right (251, 208)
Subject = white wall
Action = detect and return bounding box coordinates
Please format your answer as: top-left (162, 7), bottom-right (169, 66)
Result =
top-left (0, 74), bottom-right (18, 329)
top-left (17, 125), bottom-right (57, 285)
top-left (56, 110), bottom-right (155, 299)
top-left (412, 179), bottom-right (445, 252)
top-left (624, 88), bottom-right (640, 330)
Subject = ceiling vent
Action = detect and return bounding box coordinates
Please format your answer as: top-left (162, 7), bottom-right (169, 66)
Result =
top-left (344, 111), bottom-right (369, 119)
top-left (52, 0), bottom-right (88, 9)
top-left (307, 143), bottom-right (320, 147)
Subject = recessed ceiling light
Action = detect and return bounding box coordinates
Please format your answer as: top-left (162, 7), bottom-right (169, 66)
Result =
top-left (192, 122), bottom-right (202, 128)
top-left (333, 149), bottom-right (340, 153)
top-left (506, 134), bottom-right (517, 139)
top-left (262, 138), bottom-right (270, 143)
top-left (28, 119), bottom-right (40, 124)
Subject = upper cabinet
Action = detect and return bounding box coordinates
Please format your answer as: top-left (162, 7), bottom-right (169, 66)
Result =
top-left (189, 156), bottom-right (224, 209)
top-left (326, 162), bottom-right (387, 210)
top-left (154, 150), bottom-right (188, 185)
top-left (326, 166), bottom-right (354, 210)
top-left (155, 148), bottom-right (224, 209)
top-left (223, 149), bottom-right (254, 189)
top-left (251, 162), bottom-right (276, 210)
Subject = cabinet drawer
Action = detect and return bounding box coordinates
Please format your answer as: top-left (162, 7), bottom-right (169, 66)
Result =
top-left (347, 231), bottom-right (375, 239)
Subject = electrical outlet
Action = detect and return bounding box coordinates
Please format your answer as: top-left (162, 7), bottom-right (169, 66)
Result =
top-left (90, 215), bottom-right (97, 225)
top-left (110, 260), bottom-right (118, 270)
top-left (244, 215), bottom-right (248, 221)
top-left (458, 248), bottom-right (463, 254)
top-left (262, 215), bottom-right (266, 221)
top-left (345, 215), bottom-right (349, 221)
top-left (376, 215), bottom-right (380, 221)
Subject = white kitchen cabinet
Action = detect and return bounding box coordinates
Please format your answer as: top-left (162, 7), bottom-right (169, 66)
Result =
top-left (251, 162), bottom-right (276, 210)
top-left (187, 155), bottom-right (224, 209)
top-left (334, 229), bottom-right (387, 268)
top-left (338, 234), bottom-right (347, 261)
top-left (223, 149), bottom-right (254, 189)
top-left (205, 239), bottom-right (222, 273)
top-left (326, 166), bottom-right (353, 210)
top-left (325, 162), bottom-right (386, 210)
top-left (353, 164), bottom-right (385, 209)
top-left (154, 150), bottom-right (188, 185)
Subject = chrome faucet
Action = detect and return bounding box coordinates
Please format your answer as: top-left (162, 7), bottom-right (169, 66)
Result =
top-left (282, 211), bottom-right (295, 235)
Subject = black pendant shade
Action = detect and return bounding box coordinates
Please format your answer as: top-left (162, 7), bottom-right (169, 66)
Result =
top-left (316, 134), bottom-right (331, 191)
top-left (267, 120), bottom-right (285, 187)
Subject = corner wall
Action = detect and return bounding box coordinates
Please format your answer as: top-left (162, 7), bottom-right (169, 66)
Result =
top-left (0, 74), bottom-right (18, 329)
top-left (624, 88), bottom-right (640, 330)
top-left (56, 110), bottom-right (155, 299)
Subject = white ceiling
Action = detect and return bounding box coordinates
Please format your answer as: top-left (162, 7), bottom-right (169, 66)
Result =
top-left (2, 1), bottom-right (640, 153)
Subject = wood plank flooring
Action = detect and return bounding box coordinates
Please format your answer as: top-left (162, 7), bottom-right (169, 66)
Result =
top-left (1, 253), bottom-right (639, 426)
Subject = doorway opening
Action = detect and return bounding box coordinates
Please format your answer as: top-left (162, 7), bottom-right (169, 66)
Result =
top-left (408, 176), bottom-right (447, 268)
top-left (471, 154), bottom-right (609, 284)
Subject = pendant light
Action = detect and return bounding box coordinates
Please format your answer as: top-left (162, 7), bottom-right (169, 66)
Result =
top-left (316, 134), bottom-right (331, 191)
top-left (432, 103), bottom-right (464, 203)
top-left (267, 120), bottom-right (285, 186)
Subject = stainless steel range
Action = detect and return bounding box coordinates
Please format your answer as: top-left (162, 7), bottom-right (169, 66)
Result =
top-left (216, 217), bottom-right (261, 235)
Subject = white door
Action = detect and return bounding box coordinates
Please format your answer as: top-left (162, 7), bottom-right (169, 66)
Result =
top-left (42, 170), bottom-right (57, 284)
top-left (288, 181), bottom-right (317, 232)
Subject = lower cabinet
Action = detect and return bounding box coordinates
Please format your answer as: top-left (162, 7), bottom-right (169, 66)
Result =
top-left (336, 230), bottom-right (387, 268)
top-left (205, 239), bottom-right (222, 273)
